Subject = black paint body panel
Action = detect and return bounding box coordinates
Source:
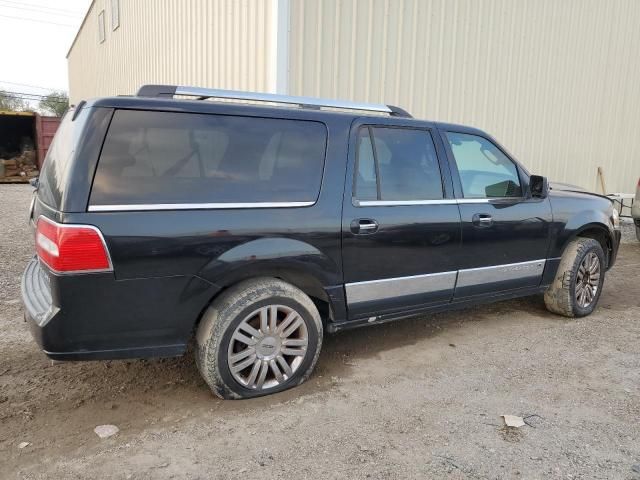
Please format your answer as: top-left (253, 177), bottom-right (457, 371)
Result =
top-left (22, 97), bottom-right (621, 360)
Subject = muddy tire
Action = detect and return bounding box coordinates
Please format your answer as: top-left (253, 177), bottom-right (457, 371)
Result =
top-left (544, 238), bottom-right (606, 317)
top-left (636, 225), bottom-right (640, 242)
top-left (195, 277), bottom-right (323, 399)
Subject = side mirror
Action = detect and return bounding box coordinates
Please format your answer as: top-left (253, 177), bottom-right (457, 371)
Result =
top-left (529, 175), bottom-right (548, 199)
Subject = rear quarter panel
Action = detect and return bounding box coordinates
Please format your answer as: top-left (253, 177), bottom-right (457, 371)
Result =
top-left (58, 111), bottom-right (351, 342)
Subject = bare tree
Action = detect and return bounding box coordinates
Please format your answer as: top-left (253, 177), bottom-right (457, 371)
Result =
top-left (0, 90), bottom-right (28, 112)
top-left (38, 90), bottom-right (69, 117)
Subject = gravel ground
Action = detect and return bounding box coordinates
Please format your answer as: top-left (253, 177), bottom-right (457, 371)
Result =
top-left (1, 184), bottom-right (639, 479)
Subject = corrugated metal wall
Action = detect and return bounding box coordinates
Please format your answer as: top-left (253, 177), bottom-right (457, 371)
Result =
top-left (289, 0), bottom-right (640, 193)
top-left (68, 0), bottom-right (276, 103)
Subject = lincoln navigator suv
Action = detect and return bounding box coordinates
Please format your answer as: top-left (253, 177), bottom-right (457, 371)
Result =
top-left (22, 85), bottom-right (621, 399)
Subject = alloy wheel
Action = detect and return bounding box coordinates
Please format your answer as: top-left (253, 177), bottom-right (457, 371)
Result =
top-left (227, 305), bottom-right (308, 390)
top-left (575, 252), bottom-right (601, 308)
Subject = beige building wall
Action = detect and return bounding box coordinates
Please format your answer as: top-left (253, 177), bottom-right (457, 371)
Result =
top-left (289, 0), bottom-right (640, 194)
top-left (68, 0), bottom-right (278, 104)
top-left (69, 0), bottom-right (640, 193)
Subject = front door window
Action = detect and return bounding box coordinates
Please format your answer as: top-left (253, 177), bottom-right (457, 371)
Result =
top-left (445, 132), bottom-right (522, 198)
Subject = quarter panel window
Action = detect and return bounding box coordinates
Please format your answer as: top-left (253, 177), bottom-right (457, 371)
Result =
top-left (446, 132), bottom-right (522, 198)
top-left (90, 110), bottom-right (327, 206)
top-left (354, 127), bottom-right (443, 201)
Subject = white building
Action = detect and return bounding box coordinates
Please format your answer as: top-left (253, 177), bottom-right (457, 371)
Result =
top-left (68, 0), bottom-right (640, 193)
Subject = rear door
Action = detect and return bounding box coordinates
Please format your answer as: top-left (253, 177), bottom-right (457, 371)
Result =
top-left (341, 119), bottom-right (462, 320)
top-left (440, 129), bottom-right (552, 298)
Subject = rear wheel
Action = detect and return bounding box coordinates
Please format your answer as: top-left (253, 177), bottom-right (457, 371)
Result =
top-left (544, 238), bottom-right (606, 317)
top-left (195, 278), bottom-right (323, 399)
top-left (636, 225), bottom-right (640, 242)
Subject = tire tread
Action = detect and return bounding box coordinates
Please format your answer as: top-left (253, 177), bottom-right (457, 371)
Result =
top-left (544, 238), bottom-right (605, 317)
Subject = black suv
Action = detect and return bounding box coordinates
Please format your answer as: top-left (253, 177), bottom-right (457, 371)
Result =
top-left (22, 85), bottom-right (621, 399)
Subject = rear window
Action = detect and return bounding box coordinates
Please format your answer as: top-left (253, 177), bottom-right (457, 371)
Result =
top-left (90, 110), bottom-right (327, 207)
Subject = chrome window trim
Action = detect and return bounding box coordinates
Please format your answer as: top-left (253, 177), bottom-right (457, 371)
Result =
top-left (353, 197), bottom-right (525, 207)
top-left (355, 199), bottom-right (458, 207)
top-left (88, 201), bottom-right (316, 212)
top-left (456, 197), bottom-right (525, 204)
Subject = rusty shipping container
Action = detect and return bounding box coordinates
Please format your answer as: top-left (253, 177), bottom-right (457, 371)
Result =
top-left (0, 111), bottom-right (61, 182)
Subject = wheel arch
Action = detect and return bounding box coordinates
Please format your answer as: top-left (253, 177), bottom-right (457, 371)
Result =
top-left (193, 238), bottom-right (346, 329)
top-left (570, 223), bottom-right (614, 268)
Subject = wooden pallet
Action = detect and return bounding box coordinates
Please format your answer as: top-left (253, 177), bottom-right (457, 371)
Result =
top-left (0, 176), bottom-right (29, 184)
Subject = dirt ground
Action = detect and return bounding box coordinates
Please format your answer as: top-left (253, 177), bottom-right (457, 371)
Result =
top-left (1, 183), bottom-right (639, 479)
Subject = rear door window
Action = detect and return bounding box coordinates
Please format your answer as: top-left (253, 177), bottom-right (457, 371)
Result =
top-left (354, 126), bottom-right (443, 202)
top-left (445, 132), bottom-right (522, 198)
top-left (90, 110), bottom-right (327, 207)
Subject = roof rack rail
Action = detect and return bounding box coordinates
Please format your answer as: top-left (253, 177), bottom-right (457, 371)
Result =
top-left (136, 84), bottom-right (412, 118)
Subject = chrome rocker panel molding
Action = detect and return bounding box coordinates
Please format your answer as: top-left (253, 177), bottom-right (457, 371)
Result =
top-left (455, 259), bottom-right (546, 288)
top-left (346, 271), bottom-right (457, 305)
top-left (345, 259), bottom-right (546, 305)
top-left (329, 284), bottom-right (550, 333)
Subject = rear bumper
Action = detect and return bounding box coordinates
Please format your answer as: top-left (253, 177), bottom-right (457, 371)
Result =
top-left (21, 256), bottom-right (212, 360)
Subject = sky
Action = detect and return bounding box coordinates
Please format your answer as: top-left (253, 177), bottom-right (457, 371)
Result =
top-left (0, 0), bottom-right (92, 107)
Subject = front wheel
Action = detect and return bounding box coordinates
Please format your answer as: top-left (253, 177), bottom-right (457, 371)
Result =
top-left (195, 278), bottom-right (323, 399)
top-left (544, 238), bottom-right (606, 317)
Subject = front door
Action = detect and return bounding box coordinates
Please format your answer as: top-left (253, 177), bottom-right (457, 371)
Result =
top-left (440, 129), bottom-right (552, 298)
top-left (341, 120), bottom-right (462, 320)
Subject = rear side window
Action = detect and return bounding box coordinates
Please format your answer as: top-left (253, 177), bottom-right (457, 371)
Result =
top-left (354, 126), bottom-right (443, 202)
top-left (446, 132), bottom-right (522, 198)
top-left (38, 109), bottom-right (83, 209)
top-left (90, 110), bottom-right (327, 207)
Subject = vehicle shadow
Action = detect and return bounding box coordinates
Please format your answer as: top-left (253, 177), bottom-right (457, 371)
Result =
top-left (1, 294), bottom-right (550, 426)
top-left (0, 291), bottom-right (592, 463)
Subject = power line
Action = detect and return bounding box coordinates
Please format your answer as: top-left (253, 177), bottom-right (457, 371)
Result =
top-left (0, 3), bottom-right (84, 19)
top-left (3, 94), bottom-right (55, 101)
top-left (2, 94), bottom-right (67, 104)
top-left (1, 90), bottom-right (68, 103)
top-left (1, 89), bottom-right (54, 97)
top-left (0, 80), bottom-right (59, 92)
top-left (0, 0), bottom-right (84, 15)
top-left (3, 90), bottom-right (65, 99)
top-left (5, 94), bottom-right (52, 100)
top-left (0, 13), bottom-right (77, 27)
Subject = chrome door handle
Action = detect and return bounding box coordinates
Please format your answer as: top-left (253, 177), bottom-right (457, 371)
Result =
top-left (472, 213), bottom-right (493, 227)
top-left (351, 219), bottom-right (379, 234)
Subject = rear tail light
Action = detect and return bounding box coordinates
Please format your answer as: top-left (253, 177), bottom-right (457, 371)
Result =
top-left (36, 216), bottom-right (112, 274)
